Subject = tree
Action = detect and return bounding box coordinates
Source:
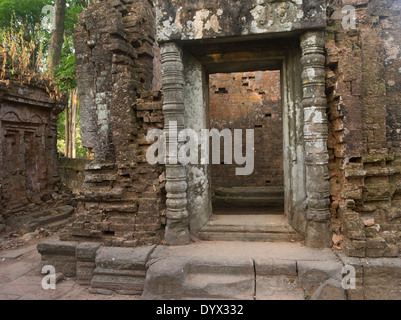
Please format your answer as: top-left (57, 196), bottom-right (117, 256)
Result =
top-left (0, 0), bottom-right (52, 32)
top-left (47, 0), bottom-right (66, 73)
top-left (1, 0), bottom-right (89, 158)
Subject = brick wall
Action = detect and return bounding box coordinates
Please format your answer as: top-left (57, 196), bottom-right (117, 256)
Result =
top-left (68, 0), bottom-right (401, 256)
top-left (326, 0), bottom-right (401, 257)
top-left (0, 76), bottom-right (72, 226)
top-left (58, 158), bottom-right (92, 195)
top-left (66, 0), bottom-right (166, 246)
top-left (209, 71), bottom-right (283, 190)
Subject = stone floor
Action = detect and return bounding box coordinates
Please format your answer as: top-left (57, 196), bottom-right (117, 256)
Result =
top-left (1, 234), bottom-right (401, 300)
top-left (0, 236), bottom-right (139, 300)
top-left (143, 240), bottom-right (344, 300)
top-left (197, 213), bottom-right (302, 242)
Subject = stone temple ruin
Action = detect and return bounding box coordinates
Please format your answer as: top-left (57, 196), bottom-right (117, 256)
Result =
top-left (1, 0), bottom-right (401, 299)
top-left (0, 53), bottom-right (75, 235)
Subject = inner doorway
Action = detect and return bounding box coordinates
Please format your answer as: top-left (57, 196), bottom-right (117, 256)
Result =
top-left (181, 37), bottom-right (307, 241)
top-left (209, 70), bottom-right (284, 215)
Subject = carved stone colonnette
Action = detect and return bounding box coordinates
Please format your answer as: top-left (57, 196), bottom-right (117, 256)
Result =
top-left (301, 31), bottom-right (332, 248)
top-left (160, 43), bottom-right (191, 245)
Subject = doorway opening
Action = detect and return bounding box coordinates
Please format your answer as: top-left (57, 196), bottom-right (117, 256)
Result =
top-left (181, 37), bottom-right (306, 241)
top-left (209, 70), bottom-right (284, 216)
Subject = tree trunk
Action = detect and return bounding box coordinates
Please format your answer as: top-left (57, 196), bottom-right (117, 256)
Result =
top-left (65, 96), bottom-right (70, 157)
top-left (70, 88), bottom-right (78, 158)
top-left (47, 0), bottom-right (66, 73)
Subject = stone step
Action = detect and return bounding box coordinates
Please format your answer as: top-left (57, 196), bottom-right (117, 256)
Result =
top-left (183, 273), bottom-right (254, 300)
top-left (89, 246), bottom-right (155, 295)
top-left (142, 256), bottom-right (255, 300)
top-left (5, 205), bottom-right (75, 233)
top-left (142, 243), bottom-right (345, 300)
top-left (214, 187), bottom-right (284, 197)
top-left (45, 218), bottom-right (71, 231)
top-left (213, 196), bottom-right (284, 207)
top-left (183, 258), bottom-right (255, 299)
top-left (213, 187), bottom-right (284, 207)
top-left (197, 214), bottom-right (302, 242)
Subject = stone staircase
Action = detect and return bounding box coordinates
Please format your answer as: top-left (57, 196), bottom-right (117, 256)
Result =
top-left (37, 239), bottom-right (401, 300)
top-left (213, 186), bottom-right (284, 208)
top-left (199, 186), bottom-right (300, 242)
top-left (197, 214), bottom-right (302, 242)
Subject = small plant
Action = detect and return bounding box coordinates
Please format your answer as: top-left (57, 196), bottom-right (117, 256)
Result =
top-left (0, 12), bottom-right (45, 83)
top-left (0, 12), bottom-right (63, 101)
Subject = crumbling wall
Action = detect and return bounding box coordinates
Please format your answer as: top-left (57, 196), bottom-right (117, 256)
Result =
top-left (66, 0), bottom-right (166, 246)
top-left (68, 0), bottom-right (401, 255)
top-left (0, 72), bottom-right (71, 232)
top-left (209, 71), bottom-right (283, 190)
top-left (326, 0), bottom-right (401, 257)
top-left (57, 158), bottom-right (92, 194)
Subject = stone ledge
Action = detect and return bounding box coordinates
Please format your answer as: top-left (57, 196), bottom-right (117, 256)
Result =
top-left (337, 253), bottom-right (401, 300)
top-left (36, 239), bottom-right (156, 295)
top-left (35, 240), bottom-right (401, 300)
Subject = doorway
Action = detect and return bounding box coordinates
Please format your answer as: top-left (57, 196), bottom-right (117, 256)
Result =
top-left (178, 37), bottom-right (307, 241)
top-left (209, 70), bottom-right (284, 216)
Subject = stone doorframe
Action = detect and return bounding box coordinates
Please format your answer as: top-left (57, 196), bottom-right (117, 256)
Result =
top-left (160, 31), bottom-right (332, 248)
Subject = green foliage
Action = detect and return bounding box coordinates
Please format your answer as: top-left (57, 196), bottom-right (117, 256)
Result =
top-left (64, 0), bottom-right (86, 36)
top-left (57, 108), bottom-right (88, 158)
top-left (57, 108), bottom-right (66, 153)
top-left (54, 35), bottom-right (76, 91)
top-left (0, 0), bottom-right (89, 158)
top-left (0, 14), bottom-right (49, 83)
top-left (54, 1), bottom-right (85, 91)
top-left (0, 0), bottom-right (86, 87)
top-left (75, 110), bottom-right (88, 158)
top-left (0, 0), bottom-right (52, 31)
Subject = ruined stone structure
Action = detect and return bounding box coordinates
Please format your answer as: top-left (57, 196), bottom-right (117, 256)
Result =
top-left (63, 0), bottom-right (166, 246)
top-left (54, 0), bottom-right (401, 259)
top-left (0, 64), bottom-right (74, 233)
top-left (32, 0), bottom-right (401, 300)
top-left (57, 157), bottom-right (92, 195)
top-left (325, 0), bottom-right (401, 258)
top-left (153, 0), bottom-right (401, 256)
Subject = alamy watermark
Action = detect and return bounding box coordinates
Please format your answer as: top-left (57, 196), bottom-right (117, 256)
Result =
top-left (342, 265), bottom-right (356, 290)
top-left (41, 5), bottom-right (56, 31)
top-left (342, 5), bottom-right (357, 30)
top-left (146, 121), bottom-right (255, 176)
top-left (41, 265), bottom-right (56, 290)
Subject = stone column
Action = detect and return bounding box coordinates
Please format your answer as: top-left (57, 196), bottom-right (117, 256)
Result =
top-left (161, 42), bottom-right (190, 245)
top-left (300, 31), bottom-right (332, 248)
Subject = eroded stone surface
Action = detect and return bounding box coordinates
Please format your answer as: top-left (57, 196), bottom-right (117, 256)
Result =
top-left (156, 0), bottom-right (326, 42)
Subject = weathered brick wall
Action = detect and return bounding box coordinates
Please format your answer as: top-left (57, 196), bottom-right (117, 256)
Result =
top-left (209, 71), bottom-right (283, 190)
top-left (57, 158), bottom-right (92, 194)
top-left (66, 0), bottom-right (166, 246)
top-left (326, 0), bottom-right (401, 257)
top-left (68, 0), bottom-right (401, 256)
top-left (0, 75), bottom-right (71, 228)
